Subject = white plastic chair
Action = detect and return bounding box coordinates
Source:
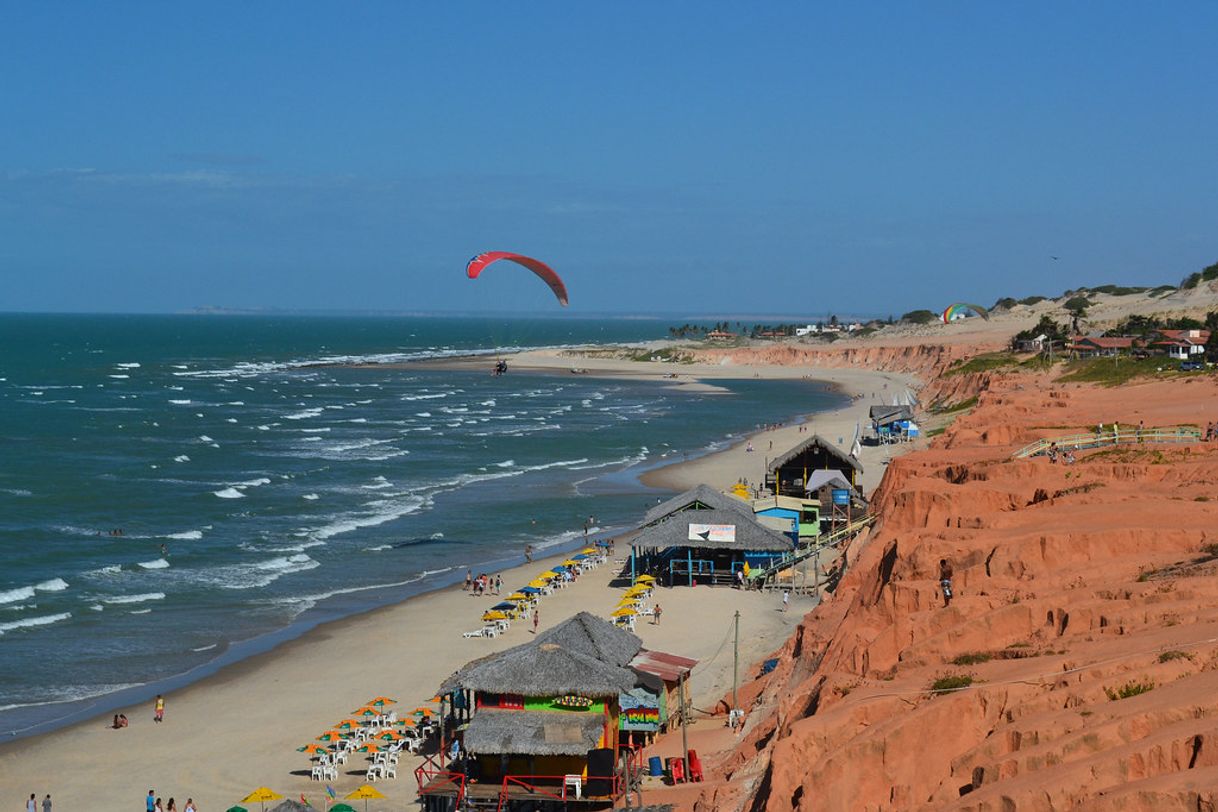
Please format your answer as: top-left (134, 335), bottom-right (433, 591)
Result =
top-left (564, 775), bottom-right (582, 799)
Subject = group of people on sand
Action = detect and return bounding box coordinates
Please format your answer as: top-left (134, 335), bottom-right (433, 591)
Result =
top-left (146, 790), bottom-right (196, 812)
top-left (1045, 442), bottom-right (1076, 465)
top-left (25, 794), bottom-right (51, 812)
top-left (464, 570), bottom-right (501, 597)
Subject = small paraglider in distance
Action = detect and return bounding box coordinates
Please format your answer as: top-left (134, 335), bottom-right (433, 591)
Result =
top-left (941, 303), bottom-right (990, 324)
top-left (465, 251), bottom-right (569, 307)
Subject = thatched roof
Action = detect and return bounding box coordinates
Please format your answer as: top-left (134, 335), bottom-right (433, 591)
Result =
top-left (768, 434), bottom-right (862, 474)
top-left (535, 611), bottom-right (641, 667)
top-left (444, 641), bottom-right (638, 698)
top-left (462, 708), bottom-right (606, 756)
top-left (869, 405), bottom-right (913, 426)
top-left (631, 508), bottom-right (793, 553)
top-left (642, 484), bottom-right (752, 526)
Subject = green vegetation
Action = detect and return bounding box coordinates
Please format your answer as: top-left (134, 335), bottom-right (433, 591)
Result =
top-left (1104, 680), bottom-right (1155, 701)
top-left (1150, 284), bottom-right (1177, 297)
top-left (992, 297), bottom-right (1017, 311)
top-left (1158, 650), bottom-right (1193, 663)
top-left (1010, 315), bottom-right (1070, 351)
top-left (945, 352), bottom-right (1019, 376)
top-left (931, 396), bottom-right (978, 414)
top-left (930, 674), bottom-right (975, 694)
top-left (901, 309), bottom-right (938, 325)
top-left (1058, 356), bottom-right (1170, 386)
top-left (924, 426), bottom-right (947, 438)
top-left (1087, 284), bottom-right (1150, 296)
top-left (1063, 295), bottom-right (1092, 316)
top-left (624, 347), bottom-right (694, 363)
top-left (1018, 295), bottom-right (1048, 306)
top-left (951, 652), bottom-right (993, 666)
top-left (1180, 259), bottom-right (1218, 290)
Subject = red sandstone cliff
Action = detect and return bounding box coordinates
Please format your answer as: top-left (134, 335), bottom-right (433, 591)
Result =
top-left (695, 372), bottom-right (1218, 811)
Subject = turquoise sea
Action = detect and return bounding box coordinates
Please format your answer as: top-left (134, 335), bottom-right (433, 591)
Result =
top-left (0, 314), bottom-right (844, 736)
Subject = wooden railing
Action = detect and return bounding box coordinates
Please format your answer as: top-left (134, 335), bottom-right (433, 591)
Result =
top-left (754, 514), bottom-right (875, 584)
top-left (414, 760), bottom-right (467, 805)
top-left (1011, 426), bottom-right (1202, 459)
top-left (496, 772), bottom-right (623, 811)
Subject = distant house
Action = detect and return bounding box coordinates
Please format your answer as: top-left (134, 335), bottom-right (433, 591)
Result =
top-left (869, 405), bottom-right (918, 442)
top-left (1151, 329), bottom-right (1210, 360)
top-left (705, 330), bottom-right (736, 341)
top-left (845, 322), bottom-right (865, 332)
top-left (1015, 333), bottom-right (1047, 353)
top-left (1070, 336), bottom-right (1136, 358)
top-left (795, 324), bottom-right (820, 337)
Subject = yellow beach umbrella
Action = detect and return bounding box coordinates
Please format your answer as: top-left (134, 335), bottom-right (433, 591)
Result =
top-left (611, 607), bottom-right (638, 617)
top-left (482, 610), bottom-right (508, 621)
top-left (562, 559), bottom-right (580, 566)
top-left (536, 572), bottom-right (558, 580)
top-left (240, 788), bottom-right (283, 812)
top-left (507, 592), bottom-right (531, 601)
top-left (527, 579), bottom-right (549, 588)
top-left (617, 599), bottom-right (640, 607)
top-left (624, 588), bottom-right (650, 598)
top-left (345, 785), bottom-right (386, 812)
top-left (582, 547), bottom-right (597, 554)
top-left (634, 574), bottom-right (656, 583)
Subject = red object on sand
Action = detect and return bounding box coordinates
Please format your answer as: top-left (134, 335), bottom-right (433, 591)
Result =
top-left (668, 757), bottom-right (686, 784)
top-left (688, 749), bottom-right (704, 782)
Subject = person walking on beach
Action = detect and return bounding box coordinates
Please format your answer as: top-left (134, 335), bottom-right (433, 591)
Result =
top-left (781, 590), bottom-right (790, 612)
top-left (147, 790), bottom-right (156, 812)
top-left (653, 604), bottom-right (662, 625)
top-left (463, 569), bottom-right (472, 591)
top-left (525, 545), bottom-right (533, 563)
top-left (154, 694), bottom-right (165, 723)
top-left (166, 799), bottom-right (176, 812)
top-left (494, 574), bottom-right (502, 595)
top-left (27, 793), bottom-right (36, 812)
top-left (184, 800), bottom-right (196, 812)
top-left (533, 607), bottom-right (540, 634)
top-left (42, 795), bottom-right (51, 812)
top-left (939, 558), bottom-right (954, 607)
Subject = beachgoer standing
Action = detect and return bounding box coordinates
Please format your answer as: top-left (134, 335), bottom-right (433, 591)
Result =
top-left (653, 604), bottom-right (662, 625)
top-left (27, 794), bottom-right (36, 812)
top-left (167, 799), bottom-right (176, 812)
top-left (154, 694), bottom-right (165, 723)
top-left (533, 607), bottom-right (540, 634)
top-left (156, 798), bottom-right (164, 812)
top-left (184, 801), bottom-right (196, 812)
top-left (939, 559), bottom-right (954, 607)
top-left (42, 795), bottom-right (51, 812)
top-left (464, 569), bottom-right (472, 591)
top-left (782, 590), bottom-right (790, 612)
top-left (525, 545), bottom-right (533, 563)
top-left (147, 791), bottom-right (156, 812)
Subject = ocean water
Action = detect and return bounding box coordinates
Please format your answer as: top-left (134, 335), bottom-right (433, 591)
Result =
top-left (0, 314), bottom-right (844, 735)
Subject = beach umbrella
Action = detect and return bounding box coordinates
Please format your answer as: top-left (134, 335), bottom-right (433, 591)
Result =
top-left (505, 594), bottom-right (531, 603)
top-left (562, 559), bottom-right (580, 566)
top-left (482, 610), bottom-right (508, 621)
top-left (240, 788), bottom-right (284, 812)
top-left (611, 607), bottom-right (638, 617)
top-left (550, 566), bottom-right (567, 574)
top-left (317, 730), bottom-right (347, 742)
top-left (334, 718), bottom-right (363, 730)
top-left (356, 742), bottom-right (381, 753)
top-left (328, 805), bottom-right (357, 812)
top-left (367, 695), bottom-right (397, 707)
top-left (352, 705), bottom-right (380, 717)
top-left (490, 601), bottom-right (516, 611)
top-left (635, 574), bottom-right (656, 583)
top-left (344, 785), bottom-right (386, 812)
top-left (581, 547), bottom-right (597, 554)
top-left (413, 707), bottom-right (435, 717)
top-left (572, 553), bottom-right (589, 560)
top-left (377, 729), bottom-right (405, 740)
top-left (617, 598), bottom-right (641, 607)
top-left (297, 743), bottom-right (330, 756)
top-left (225, 807), bottom-right (248, 812)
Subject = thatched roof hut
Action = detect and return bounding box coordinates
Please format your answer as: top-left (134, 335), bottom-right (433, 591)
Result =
top-left (642, 484), bottom-right (752, 526)
top-left (535, 611), bottom-right (641, 667)
top-left (462, 708), bottom-right (607, 756)
top-left (444, 642), bottom-right (638, 698)
top-left (631, 508), bottom-right (792, 554)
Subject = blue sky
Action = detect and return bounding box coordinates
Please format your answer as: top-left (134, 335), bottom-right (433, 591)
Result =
top-left (2, 3), bottom-right (1216, 314)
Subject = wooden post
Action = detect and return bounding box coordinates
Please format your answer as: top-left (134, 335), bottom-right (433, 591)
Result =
top-left (687, 548), bottom-right (693, 587)
top-left (732, 611), bottom-right (740, 712)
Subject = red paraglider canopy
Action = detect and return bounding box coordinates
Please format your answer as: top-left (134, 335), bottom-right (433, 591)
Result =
top-left (465, 251), bottom-right (569, 307)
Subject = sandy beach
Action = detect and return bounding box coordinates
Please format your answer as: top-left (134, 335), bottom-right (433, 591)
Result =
top-left (0, 353), bottom-right (905, 811)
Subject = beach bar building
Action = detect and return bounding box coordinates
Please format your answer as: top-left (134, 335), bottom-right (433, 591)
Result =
top-left (764, 434), bottom-right (862, 498)
top-left (629, 493), bottom-right (794, 586)
top-left (420, 613), bottom-right (689, 811)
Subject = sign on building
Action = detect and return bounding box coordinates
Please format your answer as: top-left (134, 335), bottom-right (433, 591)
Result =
top-left (619, 689), bottom-right (662, 732)
top-left (688, 523), bottom-right (736, 542)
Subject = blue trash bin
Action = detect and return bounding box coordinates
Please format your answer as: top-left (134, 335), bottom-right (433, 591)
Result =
top-left (648, 755), bottom-right (664, 777)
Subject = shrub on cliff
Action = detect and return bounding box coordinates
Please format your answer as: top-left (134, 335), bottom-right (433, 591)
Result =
top-left (1104, 679), bottom-right (1154, 700)
top-left (1180, 259), bottom-right (1218, 290)
top-left (929, 673), bottom-right (974, 694)
top-left (901, 309), bottom-right (937, 325)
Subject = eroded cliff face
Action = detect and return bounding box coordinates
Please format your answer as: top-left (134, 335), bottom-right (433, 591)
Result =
top-left (697, 373), bottom-right (1218, 812)
top-left (694, 343), bottom-right (993, 382)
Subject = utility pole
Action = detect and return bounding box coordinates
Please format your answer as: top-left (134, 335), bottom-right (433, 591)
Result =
top-left (732, 610), bottom-right (740, 713)
top-left (678, 672), bottom-right (690, 777)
